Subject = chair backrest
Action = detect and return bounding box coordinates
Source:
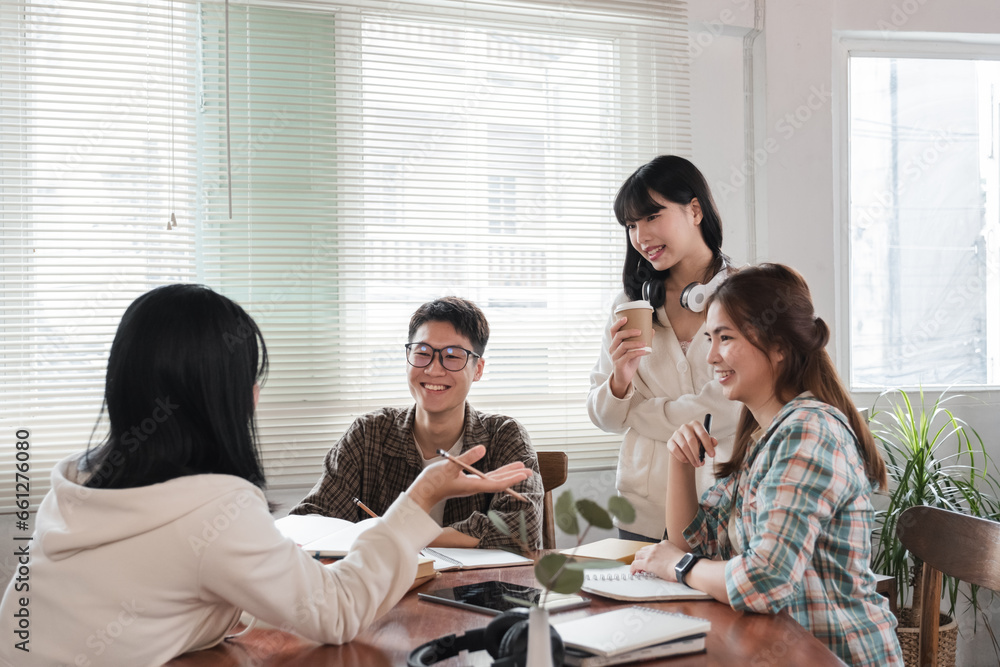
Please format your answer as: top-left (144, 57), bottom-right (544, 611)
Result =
top-left (896, 505), bottom-right (1000, 667)
top-left (536, 451), bottom-right (568, 550)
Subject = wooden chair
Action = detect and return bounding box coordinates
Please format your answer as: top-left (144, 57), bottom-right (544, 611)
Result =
top-left (537, 451), bottom-right (569, 549)
top-left (895, 506), bottom-right (1000, 667)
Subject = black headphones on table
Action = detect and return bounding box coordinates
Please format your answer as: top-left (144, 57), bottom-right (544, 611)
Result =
top-left (407, 609), bottom-right (565, 667)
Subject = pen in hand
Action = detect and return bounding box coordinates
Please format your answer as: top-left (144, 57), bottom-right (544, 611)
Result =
top-left (700, 413), bottom-right (713, 463)
top-left (352, 497), bottom-right (379, 519)
top-left (435, 449), bottom-right (529, 503)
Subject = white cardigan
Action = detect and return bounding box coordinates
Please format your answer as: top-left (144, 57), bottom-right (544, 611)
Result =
top-left (587, 291), bottom-right (741, 538)
top-left (0, 455), bottom-right (440, 666)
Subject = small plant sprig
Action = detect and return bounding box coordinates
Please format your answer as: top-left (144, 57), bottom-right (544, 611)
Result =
top-left (489, 490), bottom-right (636, 602)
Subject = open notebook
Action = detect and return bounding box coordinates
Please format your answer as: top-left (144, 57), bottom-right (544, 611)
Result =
top-left (422, 547), bottom-right (532, 571)
top-left (581, 565), bottom-right (712, 601)
top-left (275, 514), bottom-right (380, 558)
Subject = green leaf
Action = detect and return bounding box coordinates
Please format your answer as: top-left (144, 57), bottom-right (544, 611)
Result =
top-left (518, 510), bottom-right (528, 546)
top-left (534, 553), bottom-right (584, 594)
top-left (554, 490), bottom-right (579, 535)
top-left (488, 510), bottom-right (512, 537)
top-left (607, 495), bottom-right (636, 525)
top-left (575, 499), bottom-right (613, 530)
top-left (535, 553), bottom-right (568, 588)
top-left (868, 385), bottom-right (1000, 632)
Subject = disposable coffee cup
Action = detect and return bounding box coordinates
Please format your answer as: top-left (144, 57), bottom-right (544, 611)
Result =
top-left (614, 300), bottom-right (654, 352)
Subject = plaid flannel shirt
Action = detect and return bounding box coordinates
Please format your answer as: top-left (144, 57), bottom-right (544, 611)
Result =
top-left (290, 403), bottom-right (543, 551)
top-left (684, 396), bottom-right (903, 667)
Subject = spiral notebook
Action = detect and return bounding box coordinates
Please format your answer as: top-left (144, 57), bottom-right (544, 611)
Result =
top-left (552, 606), bottom-right (711, 658)
top-left (581, 565), bottom-right (712, 601)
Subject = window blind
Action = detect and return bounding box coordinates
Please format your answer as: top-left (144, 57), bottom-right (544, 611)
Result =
top-left (0, 0), bottom-right (201, 511)
top-left (0, 0), bottom-right (691, 510)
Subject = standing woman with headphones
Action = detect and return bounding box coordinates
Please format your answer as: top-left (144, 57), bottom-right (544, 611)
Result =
top-left (587, 155), bottom-right (741, 542)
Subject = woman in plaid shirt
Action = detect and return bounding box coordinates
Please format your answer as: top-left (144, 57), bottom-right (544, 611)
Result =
top-left (631, 263), bottom-right (903, 666)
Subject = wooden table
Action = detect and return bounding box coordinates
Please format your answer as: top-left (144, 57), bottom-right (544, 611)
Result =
top-left (167, 565), bottom-right (847, 666)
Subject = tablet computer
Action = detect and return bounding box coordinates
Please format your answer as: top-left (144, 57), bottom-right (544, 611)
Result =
top-left (418, 580), bottom-right (591, 616)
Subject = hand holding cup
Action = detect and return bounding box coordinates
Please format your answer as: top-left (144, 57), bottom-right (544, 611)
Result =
top-left (608, 300), bottom-right (654, 398)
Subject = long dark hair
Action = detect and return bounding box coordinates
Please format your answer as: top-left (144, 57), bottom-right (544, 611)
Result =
top-left (614, 155), bottom-right (727, 322)
top-left (83, 284), bottom-right (269, 489)
top-left (711, 264), bottom-right (887, 489)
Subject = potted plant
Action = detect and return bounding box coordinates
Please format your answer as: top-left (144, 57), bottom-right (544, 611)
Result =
top-left (490, 491), bottom-right (635, 666)
top-left (869, 387), bottom-right (1000, 665)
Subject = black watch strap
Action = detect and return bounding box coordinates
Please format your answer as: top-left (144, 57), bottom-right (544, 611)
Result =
top-left (675, 552), bottom-right (703, 587)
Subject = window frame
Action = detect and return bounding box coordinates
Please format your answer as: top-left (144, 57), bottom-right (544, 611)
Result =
top-left (835, 31), bottom-right (1000, 392)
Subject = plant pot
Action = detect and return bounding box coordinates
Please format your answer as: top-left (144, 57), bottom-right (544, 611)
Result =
top-left (896, 608), bottom-right (958, 667)
top-left (526, 605), bottom-right (554, 667)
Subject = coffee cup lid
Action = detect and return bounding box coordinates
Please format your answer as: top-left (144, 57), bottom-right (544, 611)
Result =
top-left (614, 300), bottom-right (654, 313)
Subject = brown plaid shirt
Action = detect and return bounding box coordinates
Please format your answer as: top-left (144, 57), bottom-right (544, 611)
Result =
top-left (290, 403), bottom-right (543, 551)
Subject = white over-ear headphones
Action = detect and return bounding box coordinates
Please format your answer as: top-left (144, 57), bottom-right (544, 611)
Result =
top-left (680, 268), bottom-right (728, 313)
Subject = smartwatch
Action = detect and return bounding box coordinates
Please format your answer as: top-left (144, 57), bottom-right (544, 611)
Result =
top-left (675, 552), bottom-right (703, 587)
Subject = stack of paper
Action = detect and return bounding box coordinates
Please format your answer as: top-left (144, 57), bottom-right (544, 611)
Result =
top-left (553, 606), bottom-right (710, 666)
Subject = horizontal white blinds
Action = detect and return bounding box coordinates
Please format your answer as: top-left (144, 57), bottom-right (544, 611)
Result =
top-left (0, 0), bottom-right (690, 510)
top-left (0, 0), bottom-right (201, 512)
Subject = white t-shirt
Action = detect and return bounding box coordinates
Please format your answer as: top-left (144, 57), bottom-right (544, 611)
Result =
top-left (419, 436), bottom-right (464, 525)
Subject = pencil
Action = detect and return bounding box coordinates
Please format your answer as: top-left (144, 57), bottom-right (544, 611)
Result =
top-left (700, 413), bottom-right (713, 463)
top-left (352, 497), bottom-right (379, 519)
top-left (435, 449), bottom-right (529, 503)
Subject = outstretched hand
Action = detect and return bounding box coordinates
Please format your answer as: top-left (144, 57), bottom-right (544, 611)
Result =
top-left (406, 445), bottom-right (532, 515)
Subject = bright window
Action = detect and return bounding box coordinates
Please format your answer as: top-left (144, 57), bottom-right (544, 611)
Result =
top-left (849, 55), bottom-right (1000, 388)
top-left (0, 0), bottom-right (690, 510)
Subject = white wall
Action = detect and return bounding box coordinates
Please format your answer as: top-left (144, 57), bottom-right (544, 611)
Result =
top-left (681, 2), bottom-right (1000, 664)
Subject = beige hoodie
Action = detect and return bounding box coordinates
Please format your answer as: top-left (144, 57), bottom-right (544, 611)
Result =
top-left (587, 291), bottom-right (742, 538)
top-left (0, 454), bottom-right (440, 666)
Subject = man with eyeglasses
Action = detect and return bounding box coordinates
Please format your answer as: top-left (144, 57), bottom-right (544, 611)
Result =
top-left (290, 297), bottom-right (543, 550)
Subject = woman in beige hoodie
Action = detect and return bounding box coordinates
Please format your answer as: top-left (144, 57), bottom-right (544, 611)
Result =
top-left (0, 284), bottom-right (531, 666)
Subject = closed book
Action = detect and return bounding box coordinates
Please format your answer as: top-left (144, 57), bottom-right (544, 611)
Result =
top-left (422, 547), bottom-right (532, 571)
top-left (408, 557), bottom-right (439, 591)
top-left (563, 634), bottom-right (707, 666)
top-left (559, 538), bottom-right (648, 564)
top-left (581, 565), bottom-right (712, 601)
top-left (553, 606), bottom-right (711, 658)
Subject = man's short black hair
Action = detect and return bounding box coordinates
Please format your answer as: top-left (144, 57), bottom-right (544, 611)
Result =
top-left (408, 297), bottom-right (489, 357)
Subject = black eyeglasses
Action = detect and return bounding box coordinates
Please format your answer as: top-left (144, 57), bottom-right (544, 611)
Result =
top-left (404, 343), bottom-right (480, 372)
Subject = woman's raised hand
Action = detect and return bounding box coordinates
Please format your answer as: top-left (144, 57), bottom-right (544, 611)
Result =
top-left (608, 316), bottom-right (651, 398)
